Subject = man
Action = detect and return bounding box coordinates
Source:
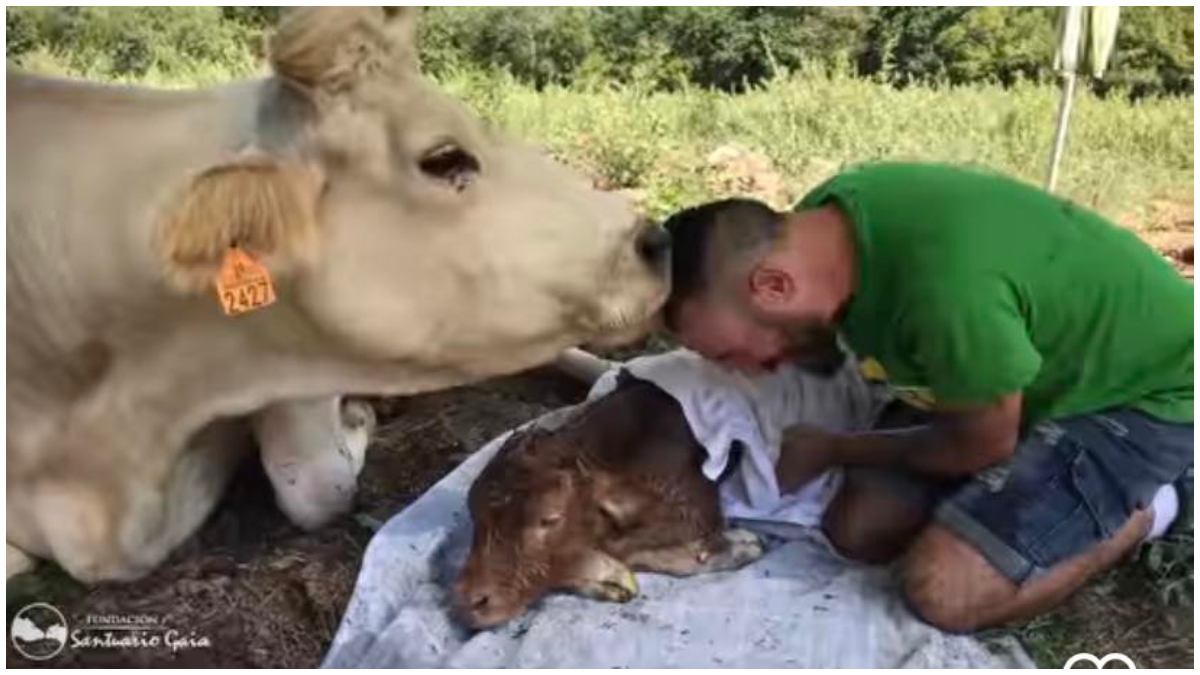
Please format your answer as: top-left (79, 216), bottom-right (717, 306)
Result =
top-left (661, 162), bottom-right (1193, 632)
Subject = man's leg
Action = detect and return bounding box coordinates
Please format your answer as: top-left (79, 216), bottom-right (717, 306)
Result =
top-left (899, 409), bottom-right (1192, 632)
top-left (903, 511), bottom-right (1151, 632)
top-left (822, 468), bottom-right (945, 564)
top-left (823, 400), bottom-right (949, 564)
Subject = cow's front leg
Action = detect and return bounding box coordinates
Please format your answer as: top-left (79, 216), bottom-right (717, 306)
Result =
top-left (7, 543), bottom-right (35, 579)
top-left (564, 549), bottom-right (640, 603)
top-left (8, 419), bottom-right (252, 583)
top-left (624, 528), bottom-right (765, 576)
top-left (253, 396), bottom-right (376, 530)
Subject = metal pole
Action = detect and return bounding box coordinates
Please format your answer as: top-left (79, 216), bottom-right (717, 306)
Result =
top-left (1045, 70), bottom-right (1077, 193)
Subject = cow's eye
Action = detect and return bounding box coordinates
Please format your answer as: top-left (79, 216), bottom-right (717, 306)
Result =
top-left (538, 514), bottom-right (563, 529)
top-left (418, 143), bottom-right (479, 191)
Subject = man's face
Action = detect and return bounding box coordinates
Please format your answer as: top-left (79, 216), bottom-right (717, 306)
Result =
top-left (673, 289), bottom-right (844, 375)
top-left (673, 295), bottom-right (795, 374)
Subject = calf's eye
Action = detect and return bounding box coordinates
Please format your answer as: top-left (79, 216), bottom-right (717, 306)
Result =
top-left (538, 514), bottom-right (563, 528)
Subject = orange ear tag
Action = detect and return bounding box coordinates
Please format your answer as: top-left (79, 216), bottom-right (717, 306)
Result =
top-left (214, 247), bottom-right (277, 316)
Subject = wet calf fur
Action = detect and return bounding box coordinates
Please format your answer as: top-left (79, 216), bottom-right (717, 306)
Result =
top-left (455, 375), bottom-right (763, 628)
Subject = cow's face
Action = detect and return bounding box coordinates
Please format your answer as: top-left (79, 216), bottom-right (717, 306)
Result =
top-left (158, 8), bottom-right (668, 372)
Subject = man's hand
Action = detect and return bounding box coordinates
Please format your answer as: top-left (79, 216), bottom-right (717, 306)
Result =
top-left (775, 393), bottom-right (1023, 480)
top-left (776, 426), bottom-right (841, 494)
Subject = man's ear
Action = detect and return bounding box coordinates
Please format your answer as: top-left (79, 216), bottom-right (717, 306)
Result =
top-left (747, 266), bottom-right (794, 309)
top-left (157, 155), bottom-right (323, 293)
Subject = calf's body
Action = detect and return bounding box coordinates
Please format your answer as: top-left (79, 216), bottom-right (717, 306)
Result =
top-left (456, 375), bottom-right (762, 628)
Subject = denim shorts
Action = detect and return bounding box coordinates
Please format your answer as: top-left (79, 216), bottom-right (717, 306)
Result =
top-left (935, 408), bottom-right (1194, 584)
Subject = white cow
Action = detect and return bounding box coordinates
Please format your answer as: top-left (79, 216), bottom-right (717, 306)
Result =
top-left (6, 7), bottom-right (669, 582)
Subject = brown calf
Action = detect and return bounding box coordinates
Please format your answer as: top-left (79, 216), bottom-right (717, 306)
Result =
top-left (454, 372), bottom-right (763, 628)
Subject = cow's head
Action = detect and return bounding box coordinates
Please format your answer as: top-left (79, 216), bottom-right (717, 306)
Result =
top-left (454, 425), bottom-right (616, 628)
top-left (158, 8), bottom-right (668, 373)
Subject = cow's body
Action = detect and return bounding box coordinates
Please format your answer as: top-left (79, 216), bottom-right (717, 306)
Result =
top-left (7, 8), bottom-right (667, 582)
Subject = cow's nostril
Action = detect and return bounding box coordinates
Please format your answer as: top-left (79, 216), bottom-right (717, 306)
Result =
top-left (471, 593), bottom-right (490, 610)
top-left (635, 223), bottom-right (671, 266)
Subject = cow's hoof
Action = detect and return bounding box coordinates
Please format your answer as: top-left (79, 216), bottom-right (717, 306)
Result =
top-left (6, 544), bottom-right (35, 580)
top-left (569, 551), bottom-right (640, 603)
top-left (341, 399), bottom-right (377, 434)
top-left (583, 576), bottom-right (639, 603)
top-left (596, 569), bottom-right (639, 603)
top-left (717, 528), bottom-right (765, 568)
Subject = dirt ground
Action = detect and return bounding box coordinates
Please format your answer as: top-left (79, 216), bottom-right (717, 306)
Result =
top-left (1128, 197), bottom-right (1195, 280)
top-left (6, 219), bottom-right (1194, 668)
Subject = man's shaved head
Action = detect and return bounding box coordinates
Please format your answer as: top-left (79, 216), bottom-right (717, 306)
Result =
top-left (661, 198), bottom-right (783, 329)
top-left (660, 197), bottom-right (850, 376)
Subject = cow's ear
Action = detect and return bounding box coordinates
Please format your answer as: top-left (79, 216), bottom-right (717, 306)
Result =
top-left (157, 155), bottom-right (323, 293)
top-left (268, 7), bottom-right (418, 92)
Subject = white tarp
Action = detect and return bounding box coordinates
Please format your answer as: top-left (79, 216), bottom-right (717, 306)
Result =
top-left (321, 405), bottom-right (1033, 668)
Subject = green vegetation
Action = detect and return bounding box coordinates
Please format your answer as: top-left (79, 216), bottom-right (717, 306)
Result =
top-left (8, 7), bottom-right (1193, 96)
top-left (436, 66), bottom-right (1191, 227)
top-left (6, 7), bottom-right (263, 86)
top-left (7, 7), bottom-right (1192, 228)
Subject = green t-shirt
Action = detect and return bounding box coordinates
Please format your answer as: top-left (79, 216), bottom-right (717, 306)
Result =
top-left (797, 162), bottom-right (1193, 425)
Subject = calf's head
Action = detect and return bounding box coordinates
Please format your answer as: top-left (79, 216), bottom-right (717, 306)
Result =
top-left (455, 426), bottom-right (610, 628)
top-left (158, 8), bottom-right (668, 374)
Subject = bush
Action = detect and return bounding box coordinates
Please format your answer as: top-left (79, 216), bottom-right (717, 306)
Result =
top-left (6, 7), bottom-right (259, 82)
top-left (6, 9), bottom-right (39, 58)
top-left (420, 7), bottom-right (598, 89)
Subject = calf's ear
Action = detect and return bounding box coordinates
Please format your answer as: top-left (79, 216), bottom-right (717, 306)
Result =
top-left (157, 155), bottom-right (323, 293)
top-left (592, 472), bottom-right (643, 528)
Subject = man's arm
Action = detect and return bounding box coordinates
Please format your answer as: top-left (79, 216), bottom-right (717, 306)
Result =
top-left (777, 393), bottom-right (1022, 492)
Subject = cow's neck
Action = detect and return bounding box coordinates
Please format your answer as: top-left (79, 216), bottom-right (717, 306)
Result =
top-left (8, 76), bottom-right (289, 399)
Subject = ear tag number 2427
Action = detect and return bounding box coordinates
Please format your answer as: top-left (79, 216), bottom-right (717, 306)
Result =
top-left (215, 247), bottom-right (276, 316)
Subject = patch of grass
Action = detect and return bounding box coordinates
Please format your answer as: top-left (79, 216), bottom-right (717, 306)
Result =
top-left (12, 54), bottom-right (1193, 228)
top-left (1005, 563), bottom-right (1194, 668)
top-left (6, 563), bottom-right (86, 620)
top-left (437, 66), bottom-right (1193, 227)
top-left (14, 47), bottom-right (266, 89)
top-left (1138, 532), bottom-right (1194, 608)
top-left (1001, 613), bottom-right (1077, 668)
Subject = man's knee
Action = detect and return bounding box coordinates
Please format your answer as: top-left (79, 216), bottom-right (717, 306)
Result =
top-left (902, 525), bottom-right (1015, 633)
top-left (902, 557), bottom-right (978, 633)
top-left (823, 472), bottom-right (931, 564)
top-left (824, 507), bottom-right (902, 564)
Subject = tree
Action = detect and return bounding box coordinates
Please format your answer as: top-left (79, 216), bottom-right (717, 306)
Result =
top-left (1105, 6), bottom-right (1194, 97)
top-left (859, 7), bottom-right (970, 85)
top-left (935, 7), bottom-right (1057, 85)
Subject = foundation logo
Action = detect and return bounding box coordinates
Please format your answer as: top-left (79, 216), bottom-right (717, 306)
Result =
top-left (10, 603), bottom-right (68, 661)
top-left (1064, 652), bottom-right (1136, 669)
top-left (9, 603), bottom-right (212, 661)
